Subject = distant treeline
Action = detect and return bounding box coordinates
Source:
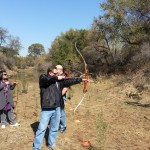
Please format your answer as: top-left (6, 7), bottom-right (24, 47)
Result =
top-left (0, 0), bottom-right (150, 75)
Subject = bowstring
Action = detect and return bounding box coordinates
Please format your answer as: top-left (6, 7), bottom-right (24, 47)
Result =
top-left (74, 42), bottom-right (88, 113)
top-left (73, 93), bottom-right (86, 114)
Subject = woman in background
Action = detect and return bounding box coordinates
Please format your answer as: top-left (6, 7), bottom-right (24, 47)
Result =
top-left (0, 70), bottom-right (20, 128)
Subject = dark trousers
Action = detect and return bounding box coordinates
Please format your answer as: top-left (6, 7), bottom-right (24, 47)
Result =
top-left (0, 109), bottom-right (16, 125)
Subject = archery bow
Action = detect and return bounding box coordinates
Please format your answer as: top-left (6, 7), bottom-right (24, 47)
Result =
top-left (74, 42), bottom-right (88, 113)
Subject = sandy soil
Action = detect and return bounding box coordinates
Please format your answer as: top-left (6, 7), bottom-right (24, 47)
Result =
top-left (0, 76), bottom-right (150, 150)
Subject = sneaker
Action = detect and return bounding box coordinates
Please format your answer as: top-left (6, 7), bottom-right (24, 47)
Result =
top-left (48, 146), bottom-right (60, 150)
top-left (1, 125), bottom-right (6, 128)
top-left (10, 123), bottom-right (20, 127)
top-left (59, 127), bottom-right (66, 133)
top-left (48, 147), bottom-right (54, 150)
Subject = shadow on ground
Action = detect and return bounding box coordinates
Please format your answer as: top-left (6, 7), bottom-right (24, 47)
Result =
top-left (30, 121), bottom-right (50, 146)
top-left (125, 101), bottom-right (150, 108)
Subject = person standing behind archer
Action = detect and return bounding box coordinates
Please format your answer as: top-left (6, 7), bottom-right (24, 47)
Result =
top-left (56, 65), bottom-right (68, 133)
top-left (32, 66), bottom-right (83, 150)
top-left (0, 70), bottom-right (20, 128)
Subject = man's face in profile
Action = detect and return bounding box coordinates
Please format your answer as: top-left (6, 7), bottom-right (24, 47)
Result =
top-left (48, 69), bottom-right (57, 76)
top-left (52, 69), bottom-right (58, 76)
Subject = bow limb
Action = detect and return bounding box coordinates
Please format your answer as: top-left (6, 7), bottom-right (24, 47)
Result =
top-left (74, 42), bottom-right (88, 113)
top-left (75, 42), bottom-right (87, 68)
top-left (75, 42), bottom-right (88, 93)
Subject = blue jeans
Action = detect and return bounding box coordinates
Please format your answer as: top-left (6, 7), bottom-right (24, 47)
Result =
top-left (59, 108), bottom-right (66, 131)
top-left (32, 107), bottom-right (61, 150)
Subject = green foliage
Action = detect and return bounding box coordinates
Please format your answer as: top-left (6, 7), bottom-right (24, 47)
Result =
top-left (49, 29), bottom-right (88, 70)
top-left (0, 33), bottom-right (21, 57)
top-left (28, 43), bottom-right (45, 57)
top-left (86, 0), bottom-right (150, 74)
top-left (6, 36), bottom-right (21, 56)
top-left (100, 0), bottom-right (150, 45)
top-left (1, 1), bottom-right (150, 75)
top-left (0, 27), bottom-right (8, 47)
top-left (34, 55), bottom-right (52, 73)
top-left (5, 57), bottom-right (16, 70)
top-left (24, 56), bottom-right (35, 67)
top-left (16, 57), bottom-right (27, 69)
top-left (0, 27), bottom-right (22, 70)
top-left (0, 52), bottom-right (7, 69)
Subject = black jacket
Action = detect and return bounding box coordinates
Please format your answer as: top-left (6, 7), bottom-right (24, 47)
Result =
top-left (39, 74), bottom-right (82, 109)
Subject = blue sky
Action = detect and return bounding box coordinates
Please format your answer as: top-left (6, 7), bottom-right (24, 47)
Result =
top-left (0, 0), bottom-right (104, 56)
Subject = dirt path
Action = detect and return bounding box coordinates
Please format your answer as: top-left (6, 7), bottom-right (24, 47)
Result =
top-left (0, 78), bottom-right (150, 150)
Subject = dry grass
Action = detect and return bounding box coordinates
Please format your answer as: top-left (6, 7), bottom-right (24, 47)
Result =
top-left (0, 71), bottom-right (150, 150)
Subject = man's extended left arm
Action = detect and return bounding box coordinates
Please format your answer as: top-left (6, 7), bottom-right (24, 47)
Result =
top-left (62, 77), bottom-right (83, 87)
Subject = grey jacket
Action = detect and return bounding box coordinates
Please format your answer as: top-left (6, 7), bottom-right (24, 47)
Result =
top-left (0, 81), bottom-right (16, 110)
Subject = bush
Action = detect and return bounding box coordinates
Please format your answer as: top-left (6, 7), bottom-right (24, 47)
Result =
top-left (0, 52), bottom-right (7, 69)
top-left (35, 62), bottom-right (52, 73)
top-left (5, 57), bottom-right (15, 70)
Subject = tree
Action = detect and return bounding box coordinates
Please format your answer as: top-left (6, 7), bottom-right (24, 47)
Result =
top-left (6, 36), bottom-right (22, 56)
top-left (0, 27), bottom-right (22, 57)
top-left (87, 0), bottom-right (150, 73)
top-left (49, 29), bottom-right (88, 70)
top-left (0, 27), bottom-right (8, 47)
top-left (99, 0), bottom-right (150, 46)
top-left (0, 26), bottom-right (22, 69)
top-left (28, 43), bottom-right (45, 57)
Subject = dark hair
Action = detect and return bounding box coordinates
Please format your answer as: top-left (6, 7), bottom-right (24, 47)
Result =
top-left (47, 66), bottom-right (56, 75)
top-left (0, 70), bottom-right (6, 81)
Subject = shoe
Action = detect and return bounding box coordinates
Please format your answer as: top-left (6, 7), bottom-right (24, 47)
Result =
top-left (1, 125), bottom-right (6, 128)
top-left (59, 127), bottom-right (66, 133)
top-left (48, 146), bottom-right (60, 150)
top-left (10, 123), bottom-right (20, 127)
top-left (48, 147), bottom-right (54, 150)
top-left (67, 96), bottom-right (71, 100)
top-left (60, 130), bottom-right (64, 133)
